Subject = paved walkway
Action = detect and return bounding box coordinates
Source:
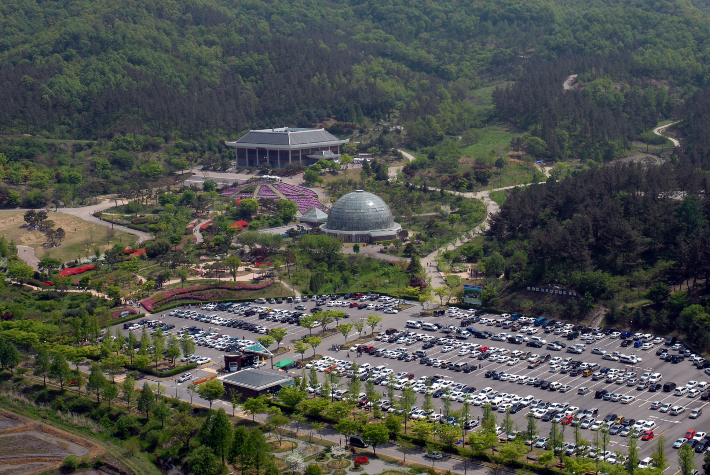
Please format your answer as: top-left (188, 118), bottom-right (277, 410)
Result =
top-left (17, 245), bottom-right (39, 270)
top-left (55, 200), bottom-right (152, 244)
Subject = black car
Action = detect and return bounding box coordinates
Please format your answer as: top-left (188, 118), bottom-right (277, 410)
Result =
top-left (595, 389), bottom-right (608, 399)
top-left (533, 379), bottom-right (544, 387)
top-left (419, 358), bottom-right (430, 365)
top-left (485, 371), bottom-right (494, 378)
top-left (423, 342), bottom-right (435, 349)
top-left (542, 411), bottom-right (557, 422)
top-left (553, 341), bottom-right (567, 348)
top-left (433, 389), bottom-right (444, 398)
top-left (602, 413), bottom-right (617, 423)
top-left (663, 382), bottom-right (677, 392)
top-left (648, 383), bottom-right (662, 392)
top-left (527, 341), bottom-right (543, 348)
top-left (695, 441), bottom-right (710, 453)
top-left (621, 340), bottom-right (632, 347)
top-left (570, 369), bottom-right (582, 377)
top-left (312, 307), bottom-right (323, 312)
top-left (540, 381), bottom-right (551, 390)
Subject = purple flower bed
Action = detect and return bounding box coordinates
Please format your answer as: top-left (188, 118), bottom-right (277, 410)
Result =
top-left (225, 181), bottom-right (323, 213)
top-left (258, 186), bottom-right (277, 196)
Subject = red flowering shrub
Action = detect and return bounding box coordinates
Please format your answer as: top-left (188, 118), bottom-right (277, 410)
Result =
top-left (59, 265), bottom-right (95, 277)
top-left (355, 456), bottom-right (369, 464)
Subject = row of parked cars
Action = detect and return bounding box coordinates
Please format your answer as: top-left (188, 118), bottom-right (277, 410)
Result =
top-left (178, 326), bottom-right (261, 352)
top-left (673, 429), bottom-right (710, 454)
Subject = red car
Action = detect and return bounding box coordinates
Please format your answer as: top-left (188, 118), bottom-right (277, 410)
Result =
top-left (642, 430), bottom-right (654, 441)
top-left (560, 415), bottom-right (574, 425)
top-left (685, 430), bottom-right (696, 439)
top-left (479, 346), bottom-right (490, 352)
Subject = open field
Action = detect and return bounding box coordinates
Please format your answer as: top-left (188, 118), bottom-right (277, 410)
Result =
top-left (0, 211), bottom-right (137, 262)
top-left (459, 124), bottom-right (520, 158)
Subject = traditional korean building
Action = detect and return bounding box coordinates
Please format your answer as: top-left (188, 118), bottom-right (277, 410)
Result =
top-left (225, 127), bottom-right (349, 168)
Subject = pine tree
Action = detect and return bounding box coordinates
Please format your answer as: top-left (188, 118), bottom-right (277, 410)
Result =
top-left (137, 382), bottom-right (155, 418)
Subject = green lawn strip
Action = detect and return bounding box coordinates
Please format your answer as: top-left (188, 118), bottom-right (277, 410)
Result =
top-left (489, 189), bottom-right (509, 207)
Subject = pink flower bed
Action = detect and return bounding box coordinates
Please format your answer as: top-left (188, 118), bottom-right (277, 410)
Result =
top-left (141, 280), bottom-right (275, 312)
top-left (112, 307), bottom-right (139, 319)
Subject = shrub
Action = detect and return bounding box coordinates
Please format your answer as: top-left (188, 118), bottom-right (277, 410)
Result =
top-left (63, 455), bottom-right (79, 471)
top-left (115, 414), bottom-right (140, 438)
top-left (305, 464), bottom-right (323, 475)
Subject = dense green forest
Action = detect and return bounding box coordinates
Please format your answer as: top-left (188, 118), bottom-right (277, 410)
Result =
top-left (483, 87), bottom-right (710, 345)
top-left (2, 0), bottom-right (710, 138)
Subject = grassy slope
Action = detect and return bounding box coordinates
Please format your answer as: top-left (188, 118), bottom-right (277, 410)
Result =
top-left (0, 211), bottom-right (137, 261)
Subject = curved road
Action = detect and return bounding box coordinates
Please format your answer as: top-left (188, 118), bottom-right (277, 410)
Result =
top-left (57, 200), bottom-right (152, 244)
top-left (653, 122), bottom-right (680, 147)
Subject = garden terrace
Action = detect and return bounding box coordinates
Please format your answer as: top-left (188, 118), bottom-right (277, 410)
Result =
top-left (222, 181), bottom-right (324, 213)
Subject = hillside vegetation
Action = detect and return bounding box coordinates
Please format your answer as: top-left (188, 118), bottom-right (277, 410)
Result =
top-left (1, 0), bottom-right (710, 138)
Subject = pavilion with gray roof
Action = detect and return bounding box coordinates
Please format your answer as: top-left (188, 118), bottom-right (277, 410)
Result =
top-left (225, 127), bottom-right (349, 168)
top-left (219, 368), bottom-right (294, 398)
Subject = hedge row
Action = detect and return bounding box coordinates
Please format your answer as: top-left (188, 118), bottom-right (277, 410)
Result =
top-left (124, 362), bottom-right (197, 378)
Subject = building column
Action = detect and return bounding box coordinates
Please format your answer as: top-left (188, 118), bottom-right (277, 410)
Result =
top-left (255, 148), bottom-right (259, 167)
top-left (277, 150), bottom-right (281, 168)
top-left (289, 149), bottom-right (292, 164)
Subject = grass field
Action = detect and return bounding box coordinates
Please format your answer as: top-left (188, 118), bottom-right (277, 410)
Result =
top-left (489, 189), bottom-right (510, 206)
top-left (469, 80), bottom-right (514, 113)
top-left (459, 124), bottom-right (520, 158)
top-left (0, 211), bottom-right (137, 262)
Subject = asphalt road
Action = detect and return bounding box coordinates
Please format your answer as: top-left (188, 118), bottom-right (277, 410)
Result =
top-left (112, 299), bottom-right (710, 472)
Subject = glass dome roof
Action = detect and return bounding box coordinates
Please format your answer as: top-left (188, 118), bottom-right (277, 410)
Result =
top-left (324, 190), bottom-right (395, 232)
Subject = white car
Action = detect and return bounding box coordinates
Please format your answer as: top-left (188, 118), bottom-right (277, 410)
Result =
top-left (591, 348), bottom-right (606, 355)
top-left (177, 373), bottom-right (193, 383)
top-left (620, 395), bottom-right (635, 404)
top-left (383, 308), bottom-right (398, 314)
top-left (688, 388), bottom-right (701, 398)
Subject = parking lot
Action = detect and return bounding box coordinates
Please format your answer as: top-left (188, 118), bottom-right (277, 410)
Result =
top-left (300, 309), bottom-right (710, 472)
top-left (115, 297), bottom-right (710, 471)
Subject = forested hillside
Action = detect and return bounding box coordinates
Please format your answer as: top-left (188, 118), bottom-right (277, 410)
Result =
top-left (2, 0), bottom-right (710, 138)
top-left (483, 87), bottom-right (710, 345)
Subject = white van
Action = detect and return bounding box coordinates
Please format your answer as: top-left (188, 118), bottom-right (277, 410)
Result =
top-left (421, 323), bottom-right (437, 331)
top-left (638, 458), bottom-right (652, 469)
top-left (406, 321), bottom-right (422, 329)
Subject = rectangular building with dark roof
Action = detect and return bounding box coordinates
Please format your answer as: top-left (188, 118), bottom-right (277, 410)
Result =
top-left (225, 127), bottom-right (349, 168)
top-left (218, 368), bottom-right (294, 399)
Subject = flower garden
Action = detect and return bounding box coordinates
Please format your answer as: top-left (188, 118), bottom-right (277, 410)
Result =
top-left (221, 180), bottom-right (324, 213)
top-left (140, 280), bottom-right (276, 312)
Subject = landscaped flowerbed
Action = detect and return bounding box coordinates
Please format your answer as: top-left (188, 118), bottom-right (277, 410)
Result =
top-left (111, 307), bottom-right (139, 319)
top-left (141, 280), bottom-right (275, 311)
top-left (59, 265), bottom-right (95, 277)
top-left (173, 234), bottom-right (197, 251)
top-left (223, 180), bottom-right (325, 213)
